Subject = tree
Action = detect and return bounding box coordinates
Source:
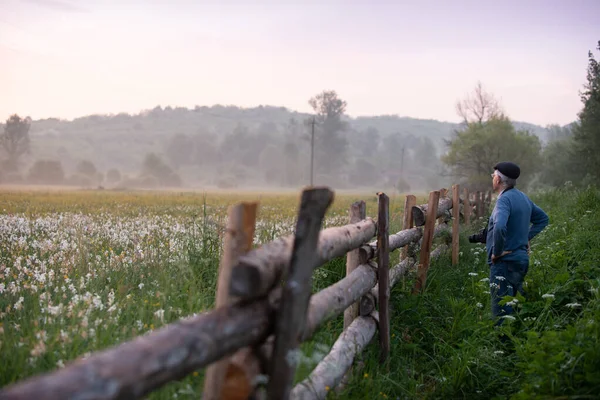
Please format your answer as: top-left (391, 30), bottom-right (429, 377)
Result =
top-left (166, 133), bottom-right (194, 169)
top-left (308, 90), bottom-right (349, 178)
top-left (442, 116), bottom-right (542, 190)
top-left (456, 82), bottom-right (503, 126)
top-left (572, 40), bottom-right (600, 183)
top-left (28, 160), bottom-right (64, 185)
top-left (76, 160), bottom-right (97, 177)
top-left (1, 114), bottom-right (31, 171)
top-left (106, 168), bottom-right (121, 184)
top-left (141, 153), bottom-right (182, 187)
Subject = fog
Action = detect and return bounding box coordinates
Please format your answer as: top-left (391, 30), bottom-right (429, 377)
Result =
top-left (0, 102), bottom-right (553, 193)
top-left (1, 1), bottom-right (596, 192)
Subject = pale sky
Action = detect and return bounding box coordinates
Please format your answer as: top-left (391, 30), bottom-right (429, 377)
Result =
top-left (1, 0), bottom-right (598, 126)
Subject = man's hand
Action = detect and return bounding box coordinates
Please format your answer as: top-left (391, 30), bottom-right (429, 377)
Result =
top-left (491, 251), bottom-right (512, 264)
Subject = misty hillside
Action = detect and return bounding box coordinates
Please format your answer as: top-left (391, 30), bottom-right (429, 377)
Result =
top-left (18, 105), bottom-right (552, 191)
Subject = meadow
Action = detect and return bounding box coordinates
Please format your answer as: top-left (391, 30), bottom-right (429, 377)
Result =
top-left (1, 185), bottom-right (599, 399)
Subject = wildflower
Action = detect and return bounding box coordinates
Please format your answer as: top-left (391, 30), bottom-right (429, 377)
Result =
top-left (565, 303), bottom-right (582, 309)
top-left (506, 299), bottom-right (519, 307)
top-left (56, 359), bottom-right (65, 368)
top-left (468, 272), bottom-right (478, 277)
top-left (14, 297), bottom-right (24, 311)
top-left (476, 303), bottom-right (483, 308)
top-left (480, 278), bottom-right (489, 282)
top-left (364, 373), bottom-right (369, 378)
top-left (542, 293), bottom-right (555, 300)
top-left (138, 283), bottom-right (144, 290)
top-left (501, 315), bottom-right (516, 321)
top-left (494, 276), bottom-right (506, 282)
top-left (494, 350), bottom-right (505, 355)
top-left (154, 309), bottom-right (165, 323)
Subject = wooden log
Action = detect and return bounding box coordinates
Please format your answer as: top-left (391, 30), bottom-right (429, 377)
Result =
top-left (376, 192), bottom-right (390, 363)
top-left (437, 188), bottom-right (448, 224)
top-left (0, 299), bottom-right (274, 400)
top-left (203, 203), bottom-right (257, 400)
top-left (411, 197), bottom-right (453, 227)
top-left (259, 262), bottom-right (378, 363)
top-left (401, 195), bottom-right (416, 260)
top-left (431, 244), bottom-right (449, 259)
top-left (452, 185), bottom-right (460, 266)
top-left (343, 201), bottom-right (366, 330)
top-left (463, 187), bottom-right (471, 226)
top-left (476, 191), bottom-right (483, 219)
top-left (360, 226), bottom-right (422, 262)
top-left (371, 257), bottom-right (416, 300)
top-left (340, 200), bottom-right (367, 392)
top-left (413, 190), bottom-right (440, 294)
top-left (267, 188), bottom-right (334, 400)
top-left (230, 218), bottom-right (376, 301)
top-left (290, 315), bottom-right (377, 400)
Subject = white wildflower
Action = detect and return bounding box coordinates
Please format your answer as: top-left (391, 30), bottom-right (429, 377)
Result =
top-left (506, 299), bottom-right (519, 307)
top-left (494, 350), bottom-right (505, 355)
top-left (501, 315), bottom-right (516, 321)
top-left (480, 278), bottom-right (489, 282)
top-left (542, 293), bottom-right (555, 300)
top-left (476, 302), bottom-right (483, 308)
top-left (138, 283), bottom-right (144, 290)
top-left (56, 359), bottom-right (65, 368)
top-left (565, 303), bottom-right (582, 309)
top-left (494, 276), bottom-right (506, 282)
top-left (468, 272), bottom-right (478, 277)
top-left (154, 309), bottom-right (165, 323)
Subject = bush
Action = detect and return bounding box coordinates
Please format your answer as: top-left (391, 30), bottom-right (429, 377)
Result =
top-left (106, 168), bottom-right (121, 184)
top-left (27, 160), bottom-right (64, 185)
top-left (66, 173), bottom-right (92, 187)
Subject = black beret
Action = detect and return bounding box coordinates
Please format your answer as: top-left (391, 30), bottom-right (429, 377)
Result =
top-left (494, 162), bottom-right (520, 179)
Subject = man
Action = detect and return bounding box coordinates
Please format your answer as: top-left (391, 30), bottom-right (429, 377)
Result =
top-left (485, 161), bottom-right (549, 321)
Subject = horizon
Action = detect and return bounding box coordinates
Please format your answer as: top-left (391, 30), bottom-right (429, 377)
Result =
top-left (1, 0), bottom-right (598, 126)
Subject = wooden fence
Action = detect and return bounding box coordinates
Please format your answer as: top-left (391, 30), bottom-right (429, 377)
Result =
top-left (0, 186), bottom-right (492, 400)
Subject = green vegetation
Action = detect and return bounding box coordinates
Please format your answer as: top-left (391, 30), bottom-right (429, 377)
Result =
top-left (1, 185), bottom-right (598, 398)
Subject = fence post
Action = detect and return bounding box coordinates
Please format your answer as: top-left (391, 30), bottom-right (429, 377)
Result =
top-left (412, 190), bottom-right (440, 294)
top-left (437, 188), bottom-right (448, 224)
top-left (463, 187), bottom-right (470, 226)
top-left (203, 202), bottom-right (258, 400)
top-left (401, 195), bottom-right (416, 261)
top-left (343, 201), bottom-right (366, 329)
top-left (476, 191), bottom-right (483, 219)
top-left (267, 188), bottom-right (334, 400)
top-left (452, 185), bottom-right (460, 266)
top-left (376, 192), bottom-right (390, 363)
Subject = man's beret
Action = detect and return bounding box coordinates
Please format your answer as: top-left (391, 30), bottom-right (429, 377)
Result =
top-left (494, 162), bottom-right (520, 179)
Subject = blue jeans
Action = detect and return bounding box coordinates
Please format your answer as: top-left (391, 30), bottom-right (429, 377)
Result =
top-left (490, 260), bottom-right (528, 320)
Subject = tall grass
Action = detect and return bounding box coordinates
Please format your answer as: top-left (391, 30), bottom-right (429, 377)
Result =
top-left (2, 186), bottom-right (597, 399)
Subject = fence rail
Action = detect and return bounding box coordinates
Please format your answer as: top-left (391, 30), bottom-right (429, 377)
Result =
top-left (0, 186), bottom-right (492, 400)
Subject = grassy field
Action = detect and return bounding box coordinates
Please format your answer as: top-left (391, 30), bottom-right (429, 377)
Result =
top-left (1, 186), bottom-right (599, 399)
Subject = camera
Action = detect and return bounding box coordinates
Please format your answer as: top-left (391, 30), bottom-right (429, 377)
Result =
top-left (468, 226), bottom-right (488, 244)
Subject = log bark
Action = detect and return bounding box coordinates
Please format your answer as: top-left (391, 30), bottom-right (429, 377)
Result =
top-left (413, 191), bottom-right (440, 294)
top-left (260, 262), bottom-right (377, 363)
top-left (0, 299), bottom-right (274, 400)
top-left (431, 244), bottom-right (448, 259)
top-left (462, 187), bottom-right (471, 226)
top-left (268, 188), bottom-right (334, 400)
top-left (401, 195), bottom-right (416, 260)
top-left (361, 226), bottom-right (422, 262)
top-left (343, 201), bottom-right (366, 330)
top-left (290, 315), bottom-right (377, 400)
top-left (203, 202), bottom-right (257, 400)
top-left (412, 197), bottom-right (453, 227)
top-left (229, 219), bottom-right (376, 301)
top-left (376, 192), bottom-right (390, 363)
top-left (452, 185), bottom-right (460, 266)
